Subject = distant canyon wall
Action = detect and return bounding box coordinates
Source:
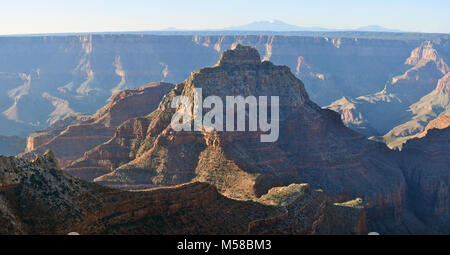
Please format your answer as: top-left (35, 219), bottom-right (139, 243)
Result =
top-left (1, 34), bottom-right (447, 138)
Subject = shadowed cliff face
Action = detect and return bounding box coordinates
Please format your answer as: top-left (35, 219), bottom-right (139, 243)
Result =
top-left (399, 127), bottom-right (450, 233)
top-left (63, 46), bottom-right (407, 235)
top-left (1, 34), bottom-right (448, 138)
top-left (0, 151), bottom-right (364, 235)
top-left (19, 82), bottom-right (174, 169)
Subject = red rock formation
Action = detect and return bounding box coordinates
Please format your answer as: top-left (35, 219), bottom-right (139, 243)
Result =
top-left (22, 82), bottom-right (173, 168)
top-left (26, 136), bottom-right (52, 152)
top-left (385, 114), bottom-right (449, 150)
top-left (436, 72), bottom-right (450, 94)
top-left (415, 114), bottom-right (450, 138)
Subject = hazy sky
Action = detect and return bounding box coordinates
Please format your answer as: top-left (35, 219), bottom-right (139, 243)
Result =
top-left (1, 0), bottom-right (449, 35)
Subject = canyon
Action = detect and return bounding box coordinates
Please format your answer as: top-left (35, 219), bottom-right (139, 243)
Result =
top-left (0, 34), bottom-right (449, 146)
top-left (25, 45), bottom-right (444, 234)
top-left (328, 40), bottom-right (450, 149)
top-left (0, 35), bottom-right (448, 234)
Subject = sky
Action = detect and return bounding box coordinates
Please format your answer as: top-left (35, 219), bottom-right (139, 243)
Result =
top-left (0, 0), bottom-right (449, 35)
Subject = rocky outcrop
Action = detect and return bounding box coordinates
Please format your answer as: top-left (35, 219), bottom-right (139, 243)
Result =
top-left (66, 45), bottom-right (406, 232)
top-left (21, 82), bottom-right (173, 167)
top-left (251, 183), bottom-right (366, 234)
top-left (417, 114), bottom-right (450, 136)
top-left (384, 114), bottom-right (450, 149)
top-left (0, 153), bottom-right (364, 234)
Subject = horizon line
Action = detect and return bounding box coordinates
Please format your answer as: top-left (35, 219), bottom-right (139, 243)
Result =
top-left (1, 29), bottom-right (449, 37)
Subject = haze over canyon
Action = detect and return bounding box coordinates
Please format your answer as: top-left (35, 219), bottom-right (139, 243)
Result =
top-left (0, 32), bottom-right (448, 235)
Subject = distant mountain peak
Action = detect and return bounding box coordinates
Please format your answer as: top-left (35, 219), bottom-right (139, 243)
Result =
top-left (225, 20), bottom-right (402, 32)
top-left (225, 19), bottom-right (303, 31)
top-left (355, 25), bottom-right (402, 32)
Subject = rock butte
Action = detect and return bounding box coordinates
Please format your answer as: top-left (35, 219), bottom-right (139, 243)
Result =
top-left (62, 45), bottom-right (415, 232)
